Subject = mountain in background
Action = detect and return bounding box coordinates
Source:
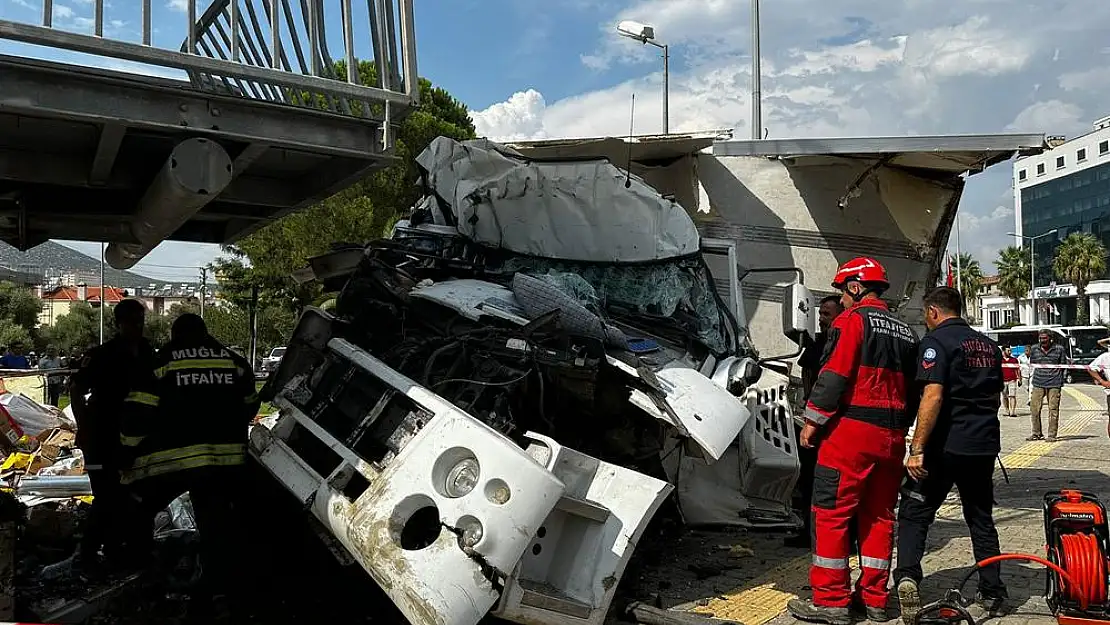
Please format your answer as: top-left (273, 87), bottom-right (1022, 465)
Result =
top-left (0, 241), bottom-right (172, 289)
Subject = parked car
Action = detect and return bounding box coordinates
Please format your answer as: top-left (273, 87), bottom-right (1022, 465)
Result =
top-left (261, 346), bottom-right (286, 372)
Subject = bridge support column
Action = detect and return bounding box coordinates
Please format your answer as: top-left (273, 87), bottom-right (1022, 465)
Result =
top-left (106, 138), bottom-right (233, 270)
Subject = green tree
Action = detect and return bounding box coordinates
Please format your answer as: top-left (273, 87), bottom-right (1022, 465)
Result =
top-left (0, 319), bottom-right (31, 350)
top-left (950, 253), bottom-right (984, 323)
top-left (0, 282), bottom-right (42, 331)
top-left (232, 64), bottom-right (476, 313)
top-left (144, 314), bottom-right (172, 348)
top-left (1053, 232), bottom-right (1108, 324)
top-left (49, 302), bottom-right (100, 354)
top-left (996, 246), bottom-right (1031, 323)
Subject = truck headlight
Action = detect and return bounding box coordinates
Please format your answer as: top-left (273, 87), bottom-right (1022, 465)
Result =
top-left (445, 457), bottom-right (480, 498)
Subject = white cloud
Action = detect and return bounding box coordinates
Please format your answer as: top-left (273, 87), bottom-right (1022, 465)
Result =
top-left (54, 4), bottom-right (74, 18)
top-left (1007, 101), bottom-right (1087, 135)
top-left (778, 37), bottom-right (906, 77)
top-left (472, 90), bottom-right (548, 141)
top-left (1059, 67), bottom-right (1110, 92)
top-left (904, 16), bottom-right (1030, 78)
top-left (167, 0), bottom-right (188, 12)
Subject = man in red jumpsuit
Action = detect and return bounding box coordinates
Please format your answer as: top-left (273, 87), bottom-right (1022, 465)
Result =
top-left (787, 257), bottom-right (920, 625)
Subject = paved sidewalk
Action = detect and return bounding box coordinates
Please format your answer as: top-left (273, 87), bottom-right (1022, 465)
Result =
top-left (630, 384), bottom-right (1109, 625)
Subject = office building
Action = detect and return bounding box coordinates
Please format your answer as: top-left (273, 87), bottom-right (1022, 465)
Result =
top-left (1005, 115), bottom-right (1110, 325)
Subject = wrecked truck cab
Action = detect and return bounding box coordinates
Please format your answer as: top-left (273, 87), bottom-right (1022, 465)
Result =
top-left (251, 137), bottom-right (811, 625)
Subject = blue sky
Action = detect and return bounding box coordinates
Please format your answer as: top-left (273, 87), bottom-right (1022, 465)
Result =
top-left (3, 0), bottom-right (1110, 281)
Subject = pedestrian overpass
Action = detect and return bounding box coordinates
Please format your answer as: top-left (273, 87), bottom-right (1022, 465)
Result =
top-left (0, 0), bottom-right (417, 268)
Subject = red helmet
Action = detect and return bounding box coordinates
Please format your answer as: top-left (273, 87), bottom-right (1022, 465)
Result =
top-left (832, 257), bottom-right (889, 290)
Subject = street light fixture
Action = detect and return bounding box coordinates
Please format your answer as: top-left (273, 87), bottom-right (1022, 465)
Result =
top-left (1007, 229), bottom-right (1059, 325)
top-left (616, 20), bottom-right (668, 135)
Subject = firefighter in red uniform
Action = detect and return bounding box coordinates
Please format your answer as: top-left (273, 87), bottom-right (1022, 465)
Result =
top-left (787, 257), bottom-right (920, 625)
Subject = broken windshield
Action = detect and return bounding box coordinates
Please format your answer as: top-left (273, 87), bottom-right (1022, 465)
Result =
top-left (497, 255), bottom-right (746, 355)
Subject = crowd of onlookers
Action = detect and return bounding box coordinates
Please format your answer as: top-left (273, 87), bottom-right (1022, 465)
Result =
top-left (0, 342), bottom-right (91, 407)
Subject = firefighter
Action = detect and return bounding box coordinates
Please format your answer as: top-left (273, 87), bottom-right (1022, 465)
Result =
top-left (787, 257), bottom-right (920, 625)
top-left (66, 299), bottom-right (154, 574)
top-left (119, 313), bottom-right (260, 600)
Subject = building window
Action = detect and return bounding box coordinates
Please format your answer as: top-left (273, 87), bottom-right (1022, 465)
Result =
top-left (1078, 148), bottom-right (1088, 162)
top-left (1019, 169), bottom-right (1027, 181)
top-left (1101, 140), bottom-right (1109, 155)
top-left (1004, 309), bottom-right (1014, 325)
top-left (1037, 163), bottom-right (1046, 176)
top-left (1057, 155), bottom-right (1066, 169)
top-left (989, 310), bottom-right (1000, 329)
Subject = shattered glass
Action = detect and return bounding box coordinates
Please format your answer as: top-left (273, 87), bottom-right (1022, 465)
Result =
top-left (498, 257), bottom-right (741, 353)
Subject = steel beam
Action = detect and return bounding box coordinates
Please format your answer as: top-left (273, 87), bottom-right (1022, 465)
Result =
top-left (0, 55), bottom-right (386, 159)
top-left (89, 124), bottom-right (127, 185)
top-left (0, 146), bottom-right (299, 206)
top-left (0, 142), bottom-right (375, 211)
top-left (106, 137), bottom-right (233, 269)
top-left (712, 133), bottom-right (1049, 157)
top-left (0, 210), bottom-right (139, 242)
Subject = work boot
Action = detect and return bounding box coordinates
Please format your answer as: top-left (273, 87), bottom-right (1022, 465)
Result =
top-left (787, 598), bottom-right (851, 625)
top-left (966, 593), bottom-right (1005, 620)
top-left (851, 595), bottom-right (894, 622)
top-left (896, 579), bottom-right (921, 625)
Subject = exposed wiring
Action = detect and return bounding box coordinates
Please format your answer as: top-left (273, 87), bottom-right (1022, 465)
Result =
top-left (431, 369), bottom-right (534, 390)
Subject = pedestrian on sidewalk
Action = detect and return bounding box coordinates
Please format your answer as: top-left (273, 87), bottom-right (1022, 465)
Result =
top-left (1001, 346), bottom-right (1020, 418)
top-left (786, 258), bottom-right (919, 625)
top-left (1087, 339), bottom-right (1110, 434)
top-left (1017, 347), bottom-right (1032, 406)
top-left (1028, 330), bottom-right (1067, 442)
top-left (893, 287), bottom-right (1007, 623)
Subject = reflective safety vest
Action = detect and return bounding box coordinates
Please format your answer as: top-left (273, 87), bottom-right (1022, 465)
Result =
top-left (120, 337), bottom-right (261, 485)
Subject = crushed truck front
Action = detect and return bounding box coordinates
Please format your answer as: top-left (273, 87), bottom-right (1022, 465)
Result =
top-left (249, 137), bottom-right (815, 625)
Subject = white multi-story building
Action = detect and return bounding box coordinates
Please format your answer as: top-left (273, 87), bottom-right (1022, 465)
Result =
top-left (981, 116), bottom-right (1110, 328)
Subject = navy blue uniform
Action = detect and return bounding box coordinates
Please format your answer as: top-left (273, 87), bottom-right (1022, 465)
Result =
top-left (894, 318), bottom-right (1007, 599)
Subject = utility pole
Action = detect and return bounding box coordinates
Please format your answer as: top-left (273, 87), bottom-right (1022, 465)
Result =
top-left (248, 285), bottom-right (259, 370)
top-left (750, 0), bottom-right (762, 140)
top-left (200, 267), bottom-right (207, 319)
top-left (99, 242), bottom-right (105, 344)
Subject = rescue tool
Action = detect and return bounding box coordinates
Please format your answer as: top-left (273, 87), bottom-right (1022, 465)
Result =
top-left (908, 489), bottom-right (1109, 625)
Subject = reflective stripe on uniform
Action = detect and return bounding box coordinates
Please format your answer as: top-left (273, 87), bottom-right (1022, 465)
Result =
top-left (155, 358), bottom-right (239, 378)
top-left (812, 555), bottom-right (849, 569)
top-left (121, 442), bottom-right (247, 485)
top-left (120, 434), bottom-right (145, 447)
top-left (124, 391), bottom-right (159, 407)
top-left (805, 407), bottom-right (830, 425)
top-left (859, 556), bottom-right (890, 571)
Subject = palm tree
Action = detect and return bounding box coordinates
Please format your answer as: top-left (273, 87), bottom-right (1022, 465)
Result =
top-left (1053, 232), bottom-right (1108, 324)
top-left (950, 253), bottom-right (984, 322)
top-left (996, 246), bottom-right (1031, 322)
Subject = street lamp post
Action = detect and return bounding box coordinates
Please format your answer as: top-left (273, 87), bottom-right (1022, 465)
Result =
top-left (616, 21), bottom-right (668, 134)
top-left (1008, 229), bottom-right (1059, 325)
top-left (750, 0), bottom-right (762, 141)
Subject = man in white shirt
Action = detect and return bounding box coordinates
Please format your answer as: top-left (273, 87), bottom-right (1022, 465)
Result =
top-left (1087, 338), bottom-right (1110, 437)
top-left (37, 346), bottom-right (65, 407)
top-left (1016, 348), bottom-right (1032, 406)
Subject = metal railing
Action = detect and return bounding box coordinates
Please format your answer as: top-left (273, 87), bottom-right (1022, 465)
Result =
top-left (0, 0), bottom-right (418, 126)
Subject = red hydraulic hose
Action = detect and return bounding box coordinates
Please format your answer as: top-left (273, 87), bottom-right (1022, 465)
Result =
top-left (1058, 534), bottom-right (1109, 607)
top-left (968, 553), bottom-right (1089, 611)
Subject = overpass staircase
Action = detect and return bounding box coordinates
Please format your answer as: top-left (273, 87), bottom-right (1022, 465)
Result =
top-left (0, 0), bottom-right (418, 268)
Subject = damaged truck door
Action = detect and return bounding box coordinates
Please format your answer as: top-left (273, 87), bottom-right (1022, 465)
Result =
top-left (250, 137), bottom-right (815, 625)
